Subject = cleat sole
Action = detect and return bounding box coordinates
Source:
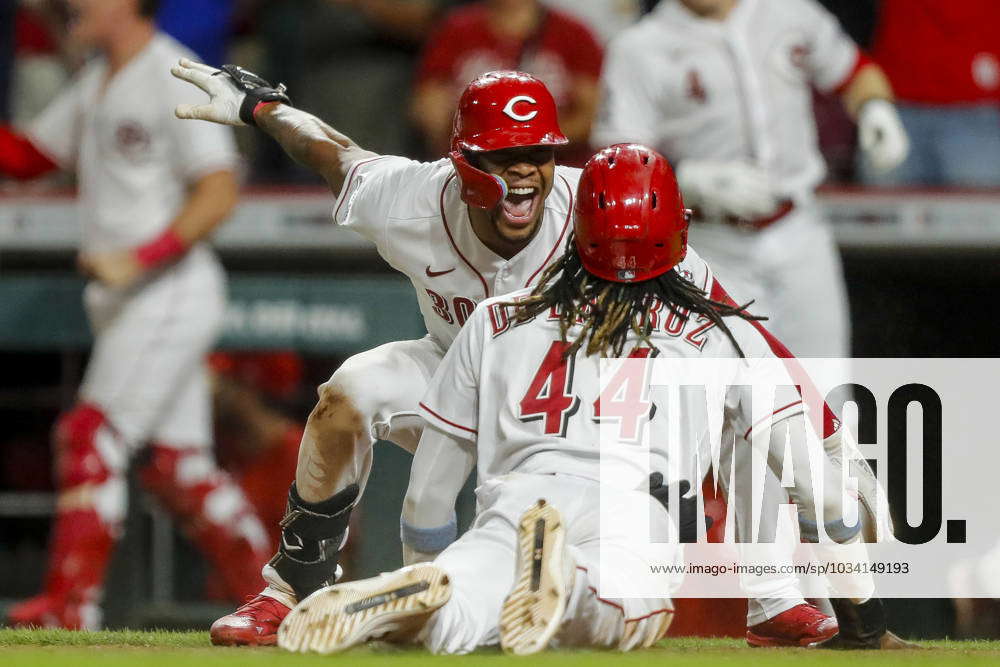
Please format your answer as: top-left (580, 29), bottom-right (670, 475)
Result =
top-left (277, 564), bottom-right (451, 654)
top-left (500, 499), bottom-right (568, 656)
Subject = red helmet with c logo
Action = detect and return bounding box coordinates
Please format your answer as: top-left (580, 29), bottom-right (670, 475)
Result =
top-left (574, 144), bottom-right (691, 283)
top-left (449, 71), bottom-right (568, 209)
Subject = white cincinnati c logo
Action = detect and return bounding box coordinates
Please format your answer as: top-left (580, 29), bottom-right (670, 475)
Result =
top-left (503, 95), bottom-right (538, 122)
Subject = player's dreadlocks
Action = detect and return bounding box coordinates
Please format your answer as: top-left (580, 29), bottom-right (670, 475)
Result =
top-left (510, 233), bottom-right (765, 359)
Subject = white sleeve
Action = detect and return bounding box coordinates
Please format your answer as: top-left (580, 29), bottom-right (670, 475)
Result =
top-left (725, 348), bottom-right (805, 442)
top-left (400, 425), bottom-right (476, 562)
top-left (27, 76), bottom-right (86, 169)
top-left (331, 155), bottom-right (420, 248)
top-left (798, 0), bottom-right (861, 93)
top-left (418, 304), bottom-right (485, 440)
top-left (592, 36), bottom-right (661, 148)
top-left (163, 71), bottom-right (240, 181)
top-left (677, 245), bottom-right (715, 293)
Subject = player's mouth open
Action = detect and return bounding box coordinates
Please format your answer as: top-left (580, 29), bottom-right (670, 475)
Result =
top-left (500, 187), bottom-right (540, 227)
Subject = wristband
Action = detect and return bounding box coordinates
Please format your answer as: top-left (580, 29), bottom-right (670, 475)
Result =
top-left (798, 515), bottom-right (862, 544)
top-left (134, 229), bottom-right (188, 269)
top-left (400, 512), bottom-right (458, 554)
top-left (252, 100), bottom-right (280, 123)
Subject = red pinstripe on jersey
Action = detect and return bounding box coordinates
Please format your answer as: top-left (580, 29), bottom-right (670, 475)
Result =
top-left (524, 174), bottom-right (574, 288)
top-left (743, 400), bottom-right (805, 440)
top-left (419, 400), bottom-right (478, 435)
top-left (575, 566), bottom-right (674, 624)
top-left (333, 156), bottom-right (391, 222)
top-left (440, 173), bottom-right (491, 299)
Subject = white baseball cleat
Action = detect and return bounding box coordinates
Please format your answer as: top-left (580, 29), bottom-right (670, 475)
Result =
top-left (500, 498), bottom-right (573, 655)
top-left (277, 563), bottom-right (451, 654)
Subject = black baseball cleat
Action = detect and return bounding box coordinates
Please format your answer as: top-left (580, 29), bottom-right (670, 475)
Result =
top-left (808, 598), bottom-right (921, 650)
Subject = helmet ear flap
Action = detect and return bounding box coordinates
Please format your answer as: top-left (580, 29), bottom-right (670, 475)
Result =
top-left (449, 150), bottom-right (508, 209)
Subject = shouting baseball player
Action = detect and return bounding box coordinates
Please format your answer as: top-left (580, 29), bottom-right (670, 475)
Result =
top-left (170, 64), bottom-right (723, 645)
top-left (275, 144), bottom-right (900, 655)
top-left (0, 0), bottom-right (270, 629)
top-left (592, 0), bottom-right (909, 645)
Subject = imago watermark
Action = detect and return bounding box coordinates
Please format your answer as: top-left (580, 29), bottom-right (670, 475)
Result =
top-left (594, 358), bottom-right (997, 599)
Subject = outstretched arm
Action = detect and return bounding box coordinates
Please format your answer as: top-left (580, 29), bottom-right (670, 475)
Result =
top-left (400, 425), bottom-right (476, 565)
top-left (170, 59), bottom-right (375, 196)
top-left (253, 103), bottom-right (374, 196)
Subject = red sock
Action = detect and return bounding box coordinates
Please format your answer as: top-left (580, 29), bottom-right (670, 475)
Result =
top-left (140, 445), bottom-right (271, 602)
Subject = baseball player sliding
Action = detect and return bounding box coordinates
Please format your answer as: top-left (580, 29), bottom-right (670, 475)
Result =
top-left (170, 64), bottom-right (726, 645)
top-left (593, 0), bottom-right (909, 644)
top-left (274, 145), bottom-right (904, 655)
top-left (0, 0), bottom-right (270, 629)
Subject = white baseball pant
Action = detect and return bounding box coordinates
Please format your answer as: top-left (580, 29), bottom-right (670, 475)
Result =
top-left (80, 244), bottom-right (225, 451)
top-left (424, 472), bottom-right (676, 654)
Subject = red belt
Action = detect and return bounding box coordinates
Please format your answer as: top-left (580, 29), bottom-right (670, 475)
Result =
top-left (694, 200), bottom-right (796, 231)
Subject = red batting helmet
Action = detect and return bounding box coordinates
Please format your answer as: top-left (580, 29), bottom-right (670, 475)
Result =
top-left (574, 144), bottom-right (691, 283)
top-left (449, 71), bottom-right (568, 209)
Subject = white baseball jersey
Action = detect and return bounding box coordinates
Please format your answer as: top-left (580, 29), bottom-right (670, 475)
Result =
top-left (24, 33), bottom-right (237, 452)
top-left (418, 274), bottom-right (807, 490)
top-left (594, 0), bottom-right (860, 201)
top-left (334, 154), bottom-right (714, 350)
top-left (28, 32), bottom-right (239, 252)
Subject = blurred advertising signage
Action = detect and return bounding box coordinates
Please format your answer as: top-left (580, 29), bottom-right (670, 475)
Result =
top-left (0, 276), bottom-right (423, 353)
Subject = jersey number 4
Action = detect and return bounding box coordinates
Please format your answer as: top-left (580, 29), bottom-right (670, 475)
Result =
top-left (518, 341), bottom-right (656, 441)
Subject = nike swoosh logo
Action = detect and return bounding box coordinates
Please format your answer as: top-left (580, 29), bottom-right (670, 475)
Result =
top-left (425, 266), bottom-right (456, 278)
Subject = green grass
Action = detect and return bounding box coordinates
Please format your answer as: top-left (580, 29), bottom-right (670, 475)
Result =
top-left (1, 630), bottom-right (999, 666)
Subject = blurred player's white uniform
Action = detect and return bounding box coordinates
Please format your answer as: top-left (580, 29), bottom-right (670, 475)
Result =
top-left (29, 32), bottom-right (235, 451)
top-left (411, 279), bottom-right (810, 653)
top-left (323, 155), bottom-right (712, 457)
top-left (8, 33), bottom-right (269, 629)
top-left (594, 0), bottom-right (859, 359)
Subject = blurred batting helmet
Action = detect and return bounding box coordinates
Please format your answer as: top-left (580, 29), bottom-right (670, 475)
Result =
top-left (449, 71), bottom-right (568, 209)
top-left (574, 144), bottom-right (691, 283)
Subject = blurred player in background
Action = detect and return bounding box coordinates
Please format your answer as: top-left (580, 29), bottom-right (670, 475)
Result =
top-left (171, 62), bottom-right (719, 645)
top-left (0, 0), bottom-right (270, 629)
top-left (410, 0), bottom-right (604, 162)
top-left (593, 0), bottom-right (908, 646)
top-left (861, 0), bottom-right (1000, 187)
top-left (276, 144), bottom-right (901, 655)
top-left (595, 0), bottom-right (908, 361)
